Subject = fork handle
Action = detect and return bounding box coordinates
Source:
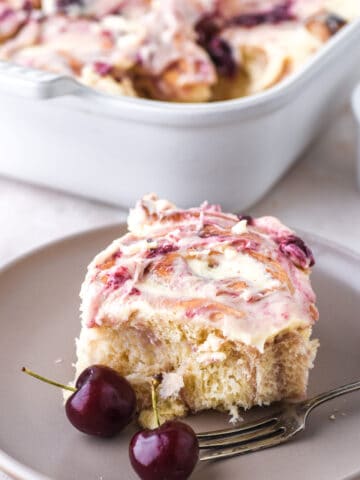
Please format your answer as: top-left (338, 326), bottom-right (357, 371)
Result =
top-left (303, 379), bottom-right (360, 413)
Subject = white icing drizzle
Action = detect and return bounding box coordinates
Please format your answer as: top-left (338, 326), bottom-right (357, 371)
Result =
top-left (80, 194), bottom-right (318, 352)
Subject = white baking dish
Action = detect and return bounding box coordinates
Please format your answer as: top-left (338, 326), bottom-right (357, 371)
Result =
top-left (0, 19), bottom-right (360, 211)
top-left (351, 83), bottom-right (360, 191)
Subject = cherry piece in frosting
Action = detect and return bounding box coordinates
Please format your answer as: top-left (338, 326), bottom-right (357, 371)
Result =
top-left (278, 235), bottom-right (315, 269)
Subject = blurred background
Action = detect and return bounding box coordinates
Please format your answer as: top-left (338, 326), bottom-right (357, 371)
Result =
top-left (0, 103), bottom-right (359, 266)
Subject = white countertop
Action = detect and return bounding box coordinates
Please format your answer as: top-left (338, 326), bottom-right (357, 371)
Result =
top-left (0, 106), bottom-right (359, 267)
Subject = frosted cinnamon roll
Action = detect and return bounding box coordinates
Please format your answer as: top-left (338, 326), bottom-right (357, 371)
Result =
top-left (75, 194), bottom-right (319, 427)
top-left (1, 0), bottom-right (358, 102)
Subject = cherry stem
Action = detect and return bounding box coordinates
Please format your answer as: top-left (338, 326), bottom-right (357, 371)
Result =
top-left (22, 367), bottom-right (77, 393)
top-left (151, 379), bottom-right (160, 428)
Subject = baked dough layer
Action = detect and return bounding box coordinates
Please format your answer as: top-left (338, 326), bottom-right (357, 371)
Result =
top-left (75, 194), bottom-right (319, 426)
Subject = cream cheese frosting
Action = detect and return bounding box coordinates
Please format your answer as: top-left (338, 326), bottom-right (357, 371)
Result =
top-left (80, 194), bottom-right (318, 352)
top-left (0, 0), bottom-right (359, 101)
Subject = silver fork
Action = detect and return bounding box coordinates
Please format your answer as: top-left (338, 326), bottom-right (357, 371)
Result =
top-left (197, 380), bottom-right (360, 461)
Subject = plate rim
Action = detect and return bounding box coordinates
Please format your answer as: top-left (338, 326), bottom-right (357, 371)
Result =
top-left (1, 223), bottom-right (360, 480)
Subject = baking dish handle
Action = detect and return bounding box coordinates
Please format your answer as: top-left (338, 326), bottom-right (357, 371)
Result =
top-left (0, 61), bottom-right (81, 99)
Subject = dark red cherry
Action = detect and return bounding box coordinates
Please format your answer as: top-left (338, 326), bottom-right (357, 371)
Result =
top-left (22, 365), bottom-right (136, 437)
top-left (195, 13), bottom-right (222, 45)
top-left (65, 365), bottom-right (136, 437)
top-left (237, 214), bottom-right (254, 225)
top-left (195, 15), bottom-right (236, 77)
top-left (206, 37), bottom-right (237, 77)
top-left (278, 235), bottom-right (315, 269)
top-left (231, 1), bottom-right (295, 27)
top-left (129, 420), bottom-right (199, 480)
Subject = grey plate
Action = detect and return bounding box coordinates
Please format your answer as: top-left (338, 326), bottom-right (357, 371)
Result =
top-left (1, 225), bottom-right (360, 480)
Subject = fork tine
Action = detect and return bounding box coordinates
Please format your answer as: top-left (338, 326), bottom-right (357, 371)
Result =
top-left (199, 430), bottom-right (287, 462)
top-left (198, 423), bottom-right (284, 449)
top-left (196, 414), bottom-right (280, 440)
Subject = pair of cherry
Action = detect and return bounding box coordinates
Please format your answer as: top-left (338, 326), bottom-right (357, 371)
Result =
top-left (22, 365), bottom-right (199, 480)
